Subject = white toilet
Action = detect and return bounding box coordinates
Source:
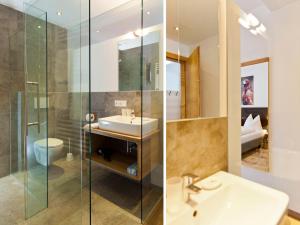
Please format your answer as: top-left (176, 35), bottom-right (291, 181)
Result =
top-left (34, 138), bottom-right (64, 166)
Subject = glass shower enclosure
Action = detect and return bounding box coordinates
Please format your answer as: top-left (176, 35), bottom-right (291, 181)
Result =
top-left (88, 0), bottom-right (163, 224)
top-left (1, 0), bottom-right (163, 224)
top-left (24, 3), bottom-right (48, 218)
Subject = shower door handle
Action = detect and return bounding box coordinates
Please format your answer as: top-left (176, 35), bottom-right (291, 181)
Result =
top-left (26, 81), bottom-right (40, 133)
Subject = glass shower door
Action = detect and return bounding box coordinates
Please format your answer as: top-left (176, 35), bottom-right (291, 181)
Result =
top-left (24, 3), bottom-right (48, 218)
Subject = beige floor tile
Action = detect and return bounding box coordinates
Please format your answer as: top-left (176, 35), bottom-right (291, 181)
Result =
top-left (0, 158), bottom-right (142, 225)
top-left (242, 147), bottom-right (269, 172)
top-left (289, 216), bottom-right (300, 225)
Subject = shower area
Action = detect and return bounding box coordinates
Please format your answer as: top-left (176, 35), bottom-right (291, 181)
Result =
top-left (0, 0), bottom-right (163, 224)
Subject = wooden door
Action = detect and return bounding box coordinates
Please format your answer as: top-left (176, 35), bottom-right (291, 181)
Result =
top-left (186, 47), bottom-right (201, 118)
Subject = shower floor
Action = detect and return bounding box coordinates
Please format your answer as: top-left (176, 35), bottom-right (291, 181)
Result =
top-left (0, 156), bottom-right (161, 225)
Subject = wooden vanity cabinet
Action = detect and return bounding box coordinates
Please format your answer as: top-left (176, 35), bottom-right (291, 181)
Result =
top-left (83, 127), bottom-right (160, 181)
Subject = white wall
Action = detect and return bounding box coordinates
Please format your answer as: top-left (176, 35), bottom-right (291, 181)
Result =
top-left (166, 61), bottom-right (181, 120)
top-left (166, 38), bottom-right (191, 57)
top-left (166, 61), bottom-right (180, 91)
top-left (91, 37), bottom-right (119, 92)
top-left (240, 28), bottom-right (269, 62)
top-left (239, 0), bottom-right (300, 213)
top-left (68, 41), bottom-right (117, 93)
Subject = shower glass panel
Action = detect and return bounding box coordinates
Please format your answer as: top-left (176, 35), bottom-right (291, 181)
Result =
top-left (9, 31), bottom-right (26, 182)
top-left (89, 0), bottom-right (163, 224)
top-left (89, 1), bottom-right (143, 223)
top-left (142, 0), bottom-right (163, 223)
top-left (24, 3), bottom-right (48, 218)
top-left (23, 0), bottom-right (91, 223)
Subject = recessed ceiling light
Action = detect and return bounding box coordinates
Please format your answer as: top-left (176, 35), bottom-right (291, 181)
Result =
top-left (146, 11), bottom-right (151, 15)
top-left (238, 18), bottom-right (250, 29)
top-left (175, 26), bottom-right (180, 31)
top-left (57, 10), bottom-right (62, 16)
top-left (96, 30), bottom-right (100, 33)
top-left (257, 23), bottom-right (266, 33)
top-left (250, 29), bottom-right (258, 35)
top-left (247, 13), bottom-right (259, 27)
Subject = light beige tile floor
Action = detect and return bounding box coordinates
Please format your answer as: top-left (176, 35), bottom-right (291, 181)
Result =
top-left (0, 157), bottom-right (142, 225)
top-left (242, 147), bottom-right (269, 172)
top-left (289, 216), bottom-right (300, 225)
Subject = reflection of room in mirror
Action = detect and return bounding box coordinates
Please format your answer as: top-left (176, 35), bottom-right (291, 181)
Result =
top-left (166, 0), bottom-right (224, 120)
top-left (166, 60), bottom-right (181, 120)
top-left (240, 58), bottom-right (269, 172)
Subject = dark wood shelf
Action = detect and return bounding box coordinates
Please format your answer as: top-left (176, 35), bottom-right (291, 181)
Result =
top-left (91, 152), bottom-right (139, 181)
top-left (83, 125), bottom-right (161, 182)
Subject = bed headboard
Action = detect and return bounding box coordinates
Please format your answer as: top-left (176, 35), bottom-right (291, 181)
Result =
top-left (241, 107), bottom-right (268, 128)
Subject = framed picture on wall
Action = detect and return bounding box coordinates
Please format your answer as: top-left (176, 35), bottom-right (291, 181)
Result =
top-left (241, 58), bottom-right (269, 108)
top-left (241, 76), bottom-right (254, 105)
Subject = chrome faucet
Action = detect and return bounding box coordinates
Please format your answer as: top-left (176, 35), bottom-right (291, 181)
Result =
top-left (130, 109), bottom-right (135, 124)
top-left (182, 173), bottom-right (201, 206)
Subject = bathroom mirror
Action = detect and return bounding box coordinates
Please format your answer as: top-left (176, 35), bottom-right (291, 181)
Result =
top-left (166, 0), bottom-right (227, 120)
top-left (118, 29), bottom-right (161, 91)
top-left (238, 6), bottom-right (270, 172)
top-left (87, 4), bottom-right (163, 93)
top-left (240, 58), bottom-right (269, 172)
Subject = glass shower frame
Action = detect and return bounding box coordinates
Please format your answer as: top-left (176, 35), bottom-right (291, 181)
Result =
top-left (24, 3), bottom-right (48, 219)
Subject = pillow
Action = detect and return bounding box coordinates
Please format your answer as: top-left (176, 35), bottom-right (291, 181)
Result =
top-left (252, 115), bottom-right (263, 131)
top-left (241, 126), bottom-right (255, 135)
top-left (244, 114), bottom-right (254, 128)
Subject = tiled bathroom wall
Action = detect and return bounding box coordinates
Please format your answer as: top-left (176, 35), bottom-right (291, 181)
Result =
top-left (0, 5), bottom-right (25, 177)
top-left (166, 117), bottom-right (228, 179)
top-left (89, 91), bottom-right (163, 136)
top-left (0, 4), bottom-right (69, 177)
top-left (91, 91), bottom-right (162, 117)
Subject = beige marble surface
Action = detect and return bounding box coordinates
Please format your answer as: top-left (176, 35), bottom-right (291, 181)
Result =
top-left (167, 117), bottom-right (228, 179)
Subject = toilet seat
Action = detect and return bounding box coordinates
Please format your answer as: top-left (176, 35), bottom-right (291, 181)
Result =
top-left (34, 138), bottom-right (64, 150)
top-left (34, 138), bottom-right (64, 166)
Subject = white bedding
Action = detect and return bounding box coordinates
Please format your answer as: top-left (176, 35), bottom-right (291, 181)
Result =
top-left (241, 129), bottom-right (267, 144)
top-left (241, 126), bottom-right (255, 135)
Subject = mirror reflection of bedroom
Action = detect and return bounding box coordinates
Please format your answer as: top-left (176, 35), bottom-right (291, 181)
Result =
top-left (239, 9), bottom-right (269, 172)
top-left (241, 59), bottom-right (269, 171)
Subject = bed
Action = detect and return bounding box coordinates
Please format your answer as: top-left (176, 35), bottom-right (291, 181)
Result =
top-left (241, 108), bottom-right (268, 154)
top-left (241, 129), bottom-right (268, 153)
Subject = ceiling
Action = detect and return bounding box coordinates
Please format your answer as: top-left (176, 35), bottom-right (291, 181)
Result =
top-left (167, 0), bottom-right (219, 46)
top-left (0, 0), bottom-right (162, 46)
top-left (235, 0), bottom-right (299, 12)
top-left (0, 0), bottom-right (161, 29)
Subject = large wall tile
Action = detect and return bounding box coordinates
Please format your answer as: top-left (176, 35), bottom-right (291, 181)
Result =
top-left (167, 117), bottom-right (228, 179)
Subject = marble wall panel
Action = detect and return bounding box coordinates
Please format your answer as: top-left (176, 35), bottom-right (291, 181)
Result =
top-left (167, 117), bottom-right (228, 179)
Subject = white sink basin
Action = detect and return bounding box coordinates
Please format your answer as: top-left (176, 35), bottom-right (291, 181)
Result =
top-left (167, 171), bottom-right (289, 225)
top-left (98, 115), bottom-right (158, 136)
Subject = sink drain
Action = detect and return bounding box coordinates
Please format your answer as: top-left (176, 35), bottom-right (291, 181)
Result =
top-left (193, 210), bottom-right (198, 217)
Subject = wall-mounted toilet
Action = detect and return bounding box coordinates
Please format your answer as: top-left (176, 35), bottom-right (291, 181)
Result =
top-left (34, 138), bottom-right (64, 166)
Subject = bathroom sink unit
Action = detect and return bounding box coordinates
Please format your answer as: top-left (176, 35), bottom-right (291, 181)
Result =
top-left (83, 116), bottom-right (161, 181)
top-left (98, 115), bottom-right (158, 137)
top-left (167, 171), bottom-right (289, 225)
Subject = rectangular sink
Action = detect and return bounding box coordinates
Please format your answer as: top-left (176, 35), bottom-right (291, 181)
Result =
top-left (167, 172), bottom-right (289, 225)
top-left (98, 115), bottom-right (158, 136)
